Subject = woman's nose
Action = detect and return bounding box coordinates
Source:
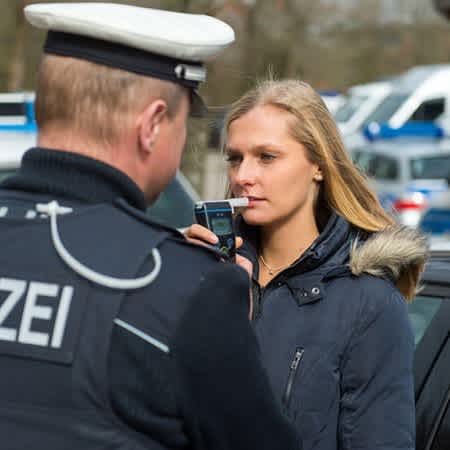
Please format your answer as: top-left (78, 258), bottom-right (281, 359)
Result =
top-left (233, 160), bottom-right (256, 186)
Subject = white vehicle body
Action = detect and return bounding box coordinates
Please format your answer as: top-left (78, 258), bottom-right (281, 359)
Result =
top-left (344, 65), bottom-right (450, 153)
top-left (363, 65), bottom-right (450, 131)
top-left (320, 92), bottom-right (346, 115)
top-left (336, 81), bottom-right (393, 137)
top-left (0, 92), bottom-right (37, 181)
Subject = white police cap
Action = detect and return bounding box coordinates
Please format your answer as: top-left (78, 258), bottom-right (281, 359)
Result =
top-left (24, 3), bottom-right (235, 116)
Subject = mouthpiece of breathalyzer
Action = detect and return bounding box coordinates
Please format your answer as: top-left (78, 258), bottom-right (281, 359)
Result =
top-left (195, 197), bottom-right (249, 214)
top-left (228, 197), bottom-right (249, 211)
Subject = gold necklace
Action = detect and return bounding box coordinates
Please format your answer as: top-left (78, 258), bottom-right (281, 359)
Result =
top-left (259, 254), bottom-right (292, 276)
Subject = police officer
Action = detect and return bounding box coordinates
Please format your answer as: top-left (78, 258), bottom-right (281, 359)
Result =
top-left (0, 3), bottom-right (301, 450)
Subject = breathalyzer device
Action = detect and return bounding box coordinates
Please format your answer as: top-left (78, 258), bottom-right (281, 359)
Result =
top-left (194, 198), bottom-right (248, 261)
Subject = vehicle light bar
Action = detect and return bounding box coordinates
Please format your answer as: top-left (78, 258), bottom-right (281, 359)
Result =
top-left (363, 122), bottom-right (444, 142)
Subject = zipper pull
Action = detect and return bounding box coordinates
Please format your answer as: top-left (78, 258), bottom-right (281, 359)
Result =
top-left (291, 349), bottom-right (304, 370)
top-left (283, 347), bottom-right (305, 408)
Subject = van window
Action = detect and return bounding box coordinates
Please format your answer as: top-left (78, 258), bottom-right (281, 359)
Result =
top-left (410, 155), bottom-right (450, 180)
top-left (335, 95), bottom-right (368, 123)
top-left (352, 151), bottom-right (399, 180)
top-left (352, 150), bottom-right (374, 174)
top-left (362, 94), bottom-right (408, 126)
top-left (371, 155), bottom-right (399, 180)
top-left (409, 98), bottom-right (445, 122)
top-left (0, 103), bottom-right (27, 125)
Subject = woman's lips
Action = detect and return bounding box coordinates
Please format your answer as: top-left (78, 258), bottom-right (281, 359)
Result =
top-left (245, 196), bottom-right (265, 207)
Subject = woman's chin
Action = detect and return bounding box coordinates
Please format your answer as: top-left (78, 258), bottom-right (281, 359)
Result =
top-left (242, 210), bottom-right (272, 226)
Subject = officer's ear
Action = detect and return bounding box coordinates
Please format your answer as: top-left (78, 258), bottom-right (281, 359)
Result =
top-left (136, 99), bottom-right (168, 155)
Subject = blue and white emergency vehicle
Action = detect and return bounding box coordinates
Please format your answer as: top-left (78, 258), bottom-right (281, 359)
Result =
top-left (352, 122), bottom-right (450, 228)
top-left (0, 92), bottom-right (37, 182)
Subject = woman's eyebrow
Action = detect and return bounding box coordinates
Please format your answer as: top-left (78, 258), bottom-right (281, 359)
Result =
top-left (224, 146), bottom-right (241, 154)
top-left (226, 143), bottom-right (283, 152)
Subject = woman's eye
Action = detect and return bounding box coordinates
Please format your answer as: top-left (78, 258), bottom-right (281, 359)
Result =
top-left (260, 153), bottom-right (276, 162)
top-left (225, 153), bottom-right (241, 165)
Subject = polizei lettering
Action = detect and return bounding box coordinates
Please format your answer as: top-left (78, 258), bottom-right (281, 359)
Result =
top-left (0, 278), bottom-right (73, 348)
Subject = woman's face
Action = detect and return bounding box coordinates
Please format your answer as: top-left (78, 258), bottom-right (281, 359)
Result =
top-left (226, 104), bottom-right (321, 227)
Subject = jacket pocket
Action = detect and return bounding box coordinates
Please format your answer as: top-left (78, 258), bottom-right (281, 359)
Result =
top-left (282, 347), bottom-right (304, 409)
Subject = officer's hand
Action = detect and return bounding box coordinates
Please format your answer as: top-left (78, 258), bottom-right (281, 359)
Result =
top-left (184, 226), bottom-right (251, 272)
top-left (183, 223), bottom-right (219, 247)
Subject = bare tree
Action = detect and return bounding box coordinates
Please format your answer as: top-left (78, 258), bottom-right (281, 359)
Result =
top-left (8, 0), bottom-right (31, 91)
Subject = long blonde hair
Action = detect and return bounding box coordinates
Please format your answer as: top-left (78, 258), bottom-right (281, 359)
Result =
top-left (224, 79), bottom-right (395, 233)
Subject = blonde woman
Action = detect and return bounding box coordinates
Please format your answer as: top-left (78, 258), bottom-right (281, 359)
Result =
top-left (185, 79), bottom-right (428, 450)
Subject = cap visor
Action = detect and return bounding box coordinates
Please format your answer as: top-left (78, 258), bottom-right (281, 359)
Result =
top-left (190, 90), bottom-right (208, 118)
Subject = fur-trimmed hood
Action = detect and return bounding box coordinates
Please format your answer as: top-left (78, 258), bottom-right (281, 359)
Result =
top-left (349, 225), bottom-right (429, 301)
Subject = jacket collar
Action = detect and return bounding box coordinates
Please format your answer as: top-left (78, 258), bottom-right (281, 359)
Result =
top-left (236, 211), bottom-right (357, 283)
top-left (0, 147), bottom-right (147, 210)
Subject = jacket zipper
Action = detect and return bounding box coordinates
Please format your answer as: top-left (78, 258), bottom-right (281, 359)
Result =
top-left (282, 347), bottom-right (305, 408)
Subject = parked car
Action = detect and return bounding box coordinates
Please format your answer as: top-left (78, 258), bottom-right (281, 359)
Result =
top-left (0, 92), bottom-right (198, 229)
top-left (351, 124), bottom-right (450, 227)
top-left (411, 247), bottom-right (450, 449)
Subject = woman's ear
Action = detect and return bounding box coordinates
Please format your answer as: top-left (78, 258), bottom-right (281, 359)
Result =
top-left (314, 168), bottom-right (323, 181)
top-left (137, 99), bottom-right (168, 155)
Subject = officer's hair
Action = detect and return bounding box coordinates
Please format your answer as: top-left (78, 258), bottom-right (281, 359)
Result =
top-left (35, 54), bottom-right (185, 145)
top-left (224, 78), bottom-right (396, 233)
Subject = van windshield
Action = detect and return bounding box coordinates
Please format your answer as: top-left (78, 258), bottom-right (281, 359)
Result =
top-left (335, 95), bottom-right (368, 123)
top-left (362, 94), bottom-right (409, 127)
top-left (410, 155), bottom-right (450, 180)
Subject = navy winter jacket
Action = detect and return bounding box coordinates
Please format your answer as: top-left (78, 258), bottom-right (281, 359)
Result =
top-left (237, 212), bottom-right (427, 450)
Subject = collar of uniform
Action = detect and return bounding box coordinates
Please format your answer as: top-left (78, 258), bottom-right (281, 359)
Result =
top-left (0, 147), bottom-right (147, 210)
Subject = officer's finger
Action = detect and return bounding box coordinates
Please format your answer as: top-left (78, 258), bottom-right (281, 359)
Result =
top-left (235, 236), bottom-right (243, 249)
top-left (184, 224), bottom-right (218, 245)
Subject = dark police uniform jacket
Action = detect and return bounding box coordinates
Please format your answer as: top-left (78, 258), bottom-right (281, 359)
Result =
top-left (0, 148), bottom-right (301, 450)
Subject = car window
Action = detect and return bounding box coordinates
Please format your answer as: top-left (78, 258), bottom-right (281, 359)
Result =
top-left (409, 98), bottom-right (445, 122)
top-left (371, 155), bottom-right (399, 180)
top-left (408, 295), bottom-right (442, 346)
top-left (0, 170), bottom-right (16, 182)
top-left (410, 155), bottom-right (450, 180)
top-left (362, 93), bottom-right (409, 126)
top-left (352, 151), bottom-right (398, 180)
top-left (335, 95), bottom-right (368, 123)
top-left (146, 176), bottom-right (195, 229)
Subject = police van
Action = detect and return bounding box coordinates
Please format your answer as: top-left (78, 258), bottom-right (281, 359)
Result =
top-left (0, 92), bottom-right (199, 229)
top-left (351, 123), bottom-right (450, 228)
top-left (364, 65), bottom-right (450, 133)
top-left (345, 65), bottom-right (450, 153)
